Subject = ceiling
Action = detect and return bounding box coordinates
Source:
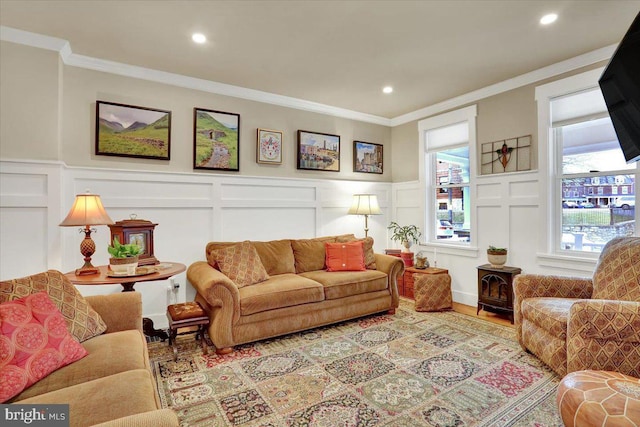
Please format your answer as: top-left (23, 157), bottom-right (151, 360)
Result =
top-left (1, 0), bottom-right (639, 120)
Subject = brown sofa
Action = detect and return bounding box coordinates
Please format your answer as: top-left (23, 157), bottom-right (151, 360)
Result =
top-left (3, 271), bottom-right (178, 427)
top-left (187, 235), bottom-right (404, 354)
top-left (514, 237), bottom-right (640, 377)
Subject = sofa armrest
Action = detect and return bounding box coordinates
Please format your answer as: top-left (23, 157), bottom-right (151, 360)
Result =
top-left (91, 409), bottom-right (179, 427)
top-left (374, 254), bottom-right (404, 305)
top-left (514, 274), bottom-right (593, 301)
top-left (567, 300), bottom-right (640, 376)
top-left (187, 261), bottom-right (241, 349)
top-left (85, 292), bottom-right (142, 333)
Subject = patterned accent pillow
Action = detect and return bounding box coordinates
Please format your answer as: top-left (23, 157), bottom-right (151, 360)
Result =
top-left (0, 292), bottom-right (88, 402)
top-left (336, 236), bottom-right (377, 270)
top-left (325, 241), bottom-right (366, 272)
top-left (0, 270), bottom-right (107, 342)
top-left (210, 241), bottom-right (270, 288)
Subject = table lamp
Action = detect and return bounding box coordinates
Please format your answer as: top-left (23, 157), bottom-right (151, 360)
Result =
top-left (348, 194), bottom-right (381, 237)
top-left (60, 192), bottom-right (114, 275)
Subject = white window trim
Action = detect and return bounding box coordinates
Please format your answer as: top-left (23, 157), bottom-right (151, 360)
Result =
top-left (418, 105), bottom-right (477, 251)
top-left (535, 67), bottom-right (639, 269)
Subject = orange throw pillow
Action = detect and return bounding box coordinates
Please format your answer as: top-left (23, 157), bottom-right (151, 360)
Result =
top-left (0, 292), bottom-right (88, 402)
top-left (325, 241), bottom-right (366, 272)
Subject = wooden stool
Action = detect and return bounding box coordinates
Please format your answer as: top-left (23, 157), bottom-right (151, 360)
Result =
top-left (557, 370), bottom-right (640, 427)
top-left (166, 302), bottom-right (209, 361)
top-left (414, 273), bottom-right (452, 312)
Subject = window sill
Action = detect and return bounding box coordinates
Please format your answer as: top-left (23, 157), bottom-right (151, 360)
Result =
top-left (417, 242), bottom-right (479, 258)
top-left (536, 252), bottom-right (598, 273)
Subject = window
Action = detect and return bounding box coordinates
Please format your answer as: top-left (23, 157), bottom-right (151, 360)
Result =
top-left (418, 106), bottom-right (476, 244)
top-left (538, 71), bottom-right (638, 259)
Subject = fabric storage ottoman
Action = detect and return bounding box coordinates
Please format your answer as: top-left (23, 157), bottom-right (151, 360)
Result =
top-left (414, 273), bottom-right (452, 312)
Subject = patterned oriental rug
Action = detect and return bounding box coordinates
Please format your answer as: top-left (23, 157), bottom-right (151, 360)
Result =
top-left (148, 299), bottom-right (563, 427)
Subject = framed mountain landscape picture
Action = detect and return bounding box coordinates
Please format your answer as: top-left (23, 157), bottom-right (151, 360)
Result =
top-left (96, 101), bottom-right (171, 160)
top-left (193, 108), bottom-right (240, 171)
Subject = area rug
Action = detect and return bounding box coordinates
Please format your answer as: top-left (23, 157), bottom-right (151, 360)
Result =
top-left (148, 299), bottom-right (562, 426)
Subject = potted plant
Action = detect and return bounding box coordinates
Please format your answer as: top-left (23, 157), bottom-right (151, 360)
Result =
top-left (388, 222), bottom-right (422, 267)
top-left (487, 245), bottom-right (508, 268)
top-left (108, 236), bottom-right (142, 274)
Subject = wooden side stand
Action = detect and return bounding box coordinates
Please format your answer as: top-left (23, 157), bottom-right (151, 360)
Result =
top-left (167, 302), bottom-right (210, 361)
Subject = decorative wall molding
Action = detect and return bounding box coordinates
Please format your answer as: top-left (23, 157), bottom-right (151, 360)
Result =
top-left (1, 25), bottom-right (615, 128)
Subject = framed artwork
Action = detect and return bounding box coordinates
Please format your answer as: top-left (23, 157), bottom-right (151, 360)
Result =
top-left (297, 130), bottom-right (340, 172)
top-left (353, 141), bottom-right (383, 174)
top-left (257, 128), bottom-right (283, 164)
top-left (480, 134), bottom-right (532, 175)
top-left (193, 108), bottom-right (240, 171)
top-left (95, 101), bottom-right (171, 160)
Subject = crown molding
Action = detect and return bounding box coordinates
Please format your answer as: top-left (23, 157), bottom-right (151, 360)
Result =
top-left (1, 25), bottom-right (615, 129)
top-left (389, 44), bottom-right (616, 126)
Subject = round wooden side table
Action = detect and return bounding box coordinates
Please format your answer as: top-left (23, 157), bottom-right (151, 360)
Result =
top-left (557, 370), bottom-right (640, 427)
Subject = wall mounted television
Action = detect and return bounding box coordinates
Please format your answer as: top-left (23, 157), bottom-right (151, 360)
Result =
top-left (598, 12), bottom-right (640, 163)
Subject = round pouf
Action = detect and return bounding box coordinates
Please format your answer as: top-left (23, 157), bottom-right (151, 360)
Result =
top-left (557, 370), bottom-right (640, 427)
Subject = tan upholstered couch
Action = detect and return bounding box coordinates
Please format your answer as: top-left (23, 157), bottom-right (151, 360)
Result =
top-left (187, 235), bottom-right (404, 354)
top-left (514, 237), bottom-right (640, 377)
top-left (4, 271), bottom-right (179, 427)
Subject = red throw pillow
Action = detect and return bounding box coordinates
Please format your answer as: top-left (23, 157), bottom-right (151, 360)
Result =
top-left (325, 241), bottom-right (366, 272)
top-left (0, 292), bottom-right (88, 402)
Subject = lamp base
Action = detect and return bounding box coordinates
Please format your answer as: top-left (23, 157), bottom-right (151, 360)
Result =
top-left (75, 266), bottom-right (100, 276)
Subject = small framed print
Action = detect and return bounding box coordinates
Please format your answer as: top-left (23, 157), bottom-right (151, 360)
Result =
top-left (193, 108), bottom-right (240, 171)
top-left (353, 141), bottom-right (383, 174)
top-left (297, 130), bottom-right (340, 172)
top-left (257, 128), bottom-right (283, 164)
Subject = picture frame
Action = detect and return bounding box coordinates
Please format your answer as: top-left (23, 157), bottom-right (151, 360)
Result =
top-left (193, 108), bottom-right (240, 171)
top-left (353, 141), bottom-right (383, 174)
top-left (95, 101), bottom-right (171, 160)
top-left (257, 128), bottom-right (283, 164)
top-left (297, 130), bottom-right (340, 172)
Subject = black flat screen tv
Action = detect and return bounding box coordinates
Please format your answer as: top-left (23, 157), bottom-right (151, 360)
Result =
top-left (598, 12), bottom-right (640, 163)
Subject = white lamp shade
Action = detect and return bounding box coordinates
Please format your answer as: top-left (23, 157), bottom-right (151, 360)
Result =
top-left (348, 194), bottom-right (381, 215)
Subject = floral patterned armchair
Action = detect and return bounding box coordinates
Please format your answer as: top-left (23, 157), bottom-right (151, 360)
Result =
top-left (513, 237), bottom-right (640, 377)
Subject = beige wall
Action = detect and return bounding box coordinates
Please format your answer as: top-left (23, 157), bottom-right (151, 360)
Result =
top-left (390, 62), bottom-right (610, 182)
top-left (2, 41), bottom-right (391, 182)
top-left (0, 41), bottom-right (61, 160)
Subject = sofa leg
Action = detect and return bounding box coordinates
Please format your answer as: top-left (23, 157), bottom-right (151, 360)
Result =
top-left (387, 308), bottom-right (396, 315)
top-left (216, 347), bottom-right (233, 355)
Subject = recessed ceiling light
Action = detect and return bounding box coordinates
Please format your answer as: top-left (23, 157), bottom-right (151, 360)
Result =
top-left (383, 86), bottom-right (393, 94)
top-left (540, 13), bottom-right (558, 25)
top-left (192, 33), bottom-right (207, 44)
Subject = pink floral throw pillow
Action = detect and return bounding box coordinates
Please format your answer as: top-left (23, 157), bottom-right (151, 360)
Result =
top-left (0, 292), bottom-right (88, 402)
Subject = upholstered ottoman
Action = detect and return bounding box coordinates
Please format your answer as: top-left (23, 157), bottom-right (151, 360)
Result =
top-left (414, 273), bottom-right (452, 312)
top-left (557, 370), bottom-right (640, 427)
top-left (167, 302), bottom-right (209, 361)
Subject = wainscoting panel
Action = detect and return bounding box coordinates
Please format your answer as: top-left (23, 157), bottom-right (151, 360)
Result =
top-left (1, 160), bottom-right (392, 329)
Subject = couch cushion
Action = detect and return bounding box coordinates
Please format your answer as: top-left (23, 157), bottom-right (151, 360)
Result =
top-left (15, 369), bottom-right (160, 427)
top-left (209, 241), bottom-right (270, 288)
top-left (592, 237), bottom-right (640, 301)
top-left (325, 241), bottom-right (366, 272)
top-left (291, 236), bottom-right (337, 273)
top-left (238, 274), bottom-right (325, 315)
top-left (521, 297), bottom-right (575, 339)
top-left (1, 292), bottom-right (88, 402)
top-left (300, 270), bottom-right (388, 300)
top-left (0, 270), bottom-right (107, 342)
top-left (336, 236), bottom-right (377, 270)
top-left (206, 240), bottom-right (296, 276)
top-left (10, 329), bottom-right (149, 401)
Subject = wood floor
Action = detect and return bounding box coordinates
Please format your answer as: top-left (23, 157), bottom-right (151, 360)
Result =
top-left (452, 302), bottom-right (514, 328)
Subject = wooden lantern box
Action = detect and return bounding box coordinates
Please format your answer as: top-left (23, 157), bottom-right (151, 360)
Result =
top-left (108, 217), bottom-right (159, 266)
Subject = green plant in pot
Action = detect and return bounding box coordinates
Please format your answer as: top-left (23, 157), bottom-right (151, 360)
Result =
top-left (108, 236), bottom-right (142, 274)
top-left (487, 245), bottom-right (508, 269)
top-left (388, 222), bottom-right (422, 253)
